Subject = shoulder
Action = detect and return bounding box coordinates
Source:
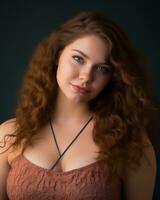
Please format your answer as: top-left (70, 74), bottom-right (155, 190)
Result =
top-left (122, 132), bottom-right (157, 200)
top-left (0, 118), bottom-right (17, 133)
top-left (0, 118), bottom-right (18, 153)
top-left (0, 118), bottom-right (17, 137)
top-left (0, 118), bottom-right (17, 199)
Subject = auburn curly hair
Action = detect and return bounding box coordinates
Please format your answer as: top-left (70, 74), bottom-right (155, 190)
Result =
top-left (2, 11), bottom-right (158, 176)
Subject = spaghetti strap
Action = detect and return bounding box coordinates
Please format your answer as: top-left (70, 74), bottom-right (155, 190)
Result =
top-left (49, 116), bottom-right (93, 170)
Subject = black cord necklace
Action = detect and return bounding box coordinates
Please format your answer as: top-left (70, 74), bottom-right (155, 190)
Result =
top-left (49, 116), bottom-right (93, 170)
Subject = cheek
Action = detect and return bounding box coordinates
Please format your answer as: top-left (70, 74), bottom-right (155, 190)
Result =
top-left (93, 78), bottom-right (110, 96)
top-left (57, 60), bottom-right (78, 82)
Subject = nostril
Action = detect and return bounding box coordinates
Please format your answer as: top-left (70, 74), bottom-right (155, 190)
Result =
top-left (79, 74), bottom-right (92, 83)
top-left (79, 70), bottom-right (93, 80)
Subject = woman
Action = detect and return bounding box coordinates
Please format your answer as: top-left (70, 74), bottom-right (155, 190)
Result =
top-left (0, 11), bottom-right (157, 199)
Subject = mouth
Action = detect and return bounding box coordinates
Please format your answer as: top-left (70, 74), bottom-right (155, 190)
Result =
top-left (70, 83), bottom-right (89, 94)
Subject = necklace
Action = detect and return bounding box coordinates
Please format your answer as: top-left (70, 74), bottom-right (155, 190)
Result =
top-left (49, 116), bottom-right (93, 170)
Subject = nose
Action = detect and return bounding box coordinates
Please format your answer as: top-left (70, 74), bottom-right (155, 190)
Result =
top-left (79, 66), bottom-right (94, 85)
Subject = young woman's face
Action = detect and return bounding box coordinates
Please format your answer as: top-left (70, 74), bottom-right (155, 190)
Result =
top-left (56, 34), bottom-right (112, 104)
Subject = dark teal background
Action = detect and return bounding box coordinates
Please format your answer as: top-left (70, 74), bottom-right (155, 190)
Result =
top-left (1, 0), bottom-right (160, 122)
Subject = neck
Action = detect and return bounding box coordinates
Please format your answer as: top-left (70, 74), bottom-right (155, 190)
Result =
top-left (52, 92), bottom-right (92, 124)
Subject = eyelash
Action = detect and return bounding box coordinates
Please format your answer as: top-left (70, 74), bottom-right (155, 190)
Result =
top-left (72, 55), bottom-right (84, 64)
top-left (96, 66), bottom-right (111, 74)
top-left (72, 55), bottom-right (111, 74)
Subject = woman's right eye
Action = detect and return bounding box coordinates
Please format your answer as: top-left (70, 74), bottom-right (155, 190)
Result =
top-left (72, 55), bottom-right (84, 64)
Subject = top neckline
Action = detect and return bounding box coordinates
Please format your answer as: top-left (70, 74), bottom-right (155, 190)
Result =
top-left (10, 154), bottom-right (105, 176)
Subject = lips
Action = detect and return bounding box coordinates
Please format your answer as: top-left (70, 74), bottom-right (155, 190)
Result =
top-left (70, 83), bottom-right (89, 94)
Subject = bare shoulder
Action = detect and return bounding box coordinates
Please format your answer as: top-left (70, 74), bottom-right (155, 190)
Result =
top-left (141, 133), bottom-right (157, 171)
top-left (0, 118), bottom-right (17, 132)
top-left (0, 118), bottom-right (18, 199)
top-left (0, 118), bottom-right (18, 153)
top-left (122, 133), bottom-right (157, 200)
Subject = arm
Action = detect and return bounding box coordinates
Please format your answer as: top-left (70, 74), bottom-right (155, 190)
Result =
top-left (122, 134), bottom-right (157, 200)
top-left (0, 119), bottom-right (16, 200)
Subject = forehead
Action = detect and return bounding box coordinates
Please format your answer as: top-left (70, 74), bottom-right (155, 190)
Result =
top-left (63, 34), bottom-right (109, 61)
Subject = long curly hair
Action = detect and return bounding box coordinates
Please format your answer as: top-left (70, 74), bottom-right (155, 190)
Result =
top-left (3, 11), bottom-right (158, 176)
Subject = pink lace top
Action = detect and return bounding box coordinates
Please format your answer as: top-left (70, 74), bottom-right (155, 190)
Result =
top-left (6, 154), bottom-right (121, 200)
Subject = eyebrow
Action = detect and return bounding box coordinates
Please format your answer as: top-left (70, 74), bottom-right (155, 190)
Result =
top-left (72, 49), bottom-right (108, 65)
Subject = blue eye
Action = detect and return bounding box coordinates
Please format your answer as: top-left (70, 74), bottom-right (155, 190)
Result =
top-left (96, 65), bottom-right (111, 74)
top-left (72, 55), bottom-right (84, 64)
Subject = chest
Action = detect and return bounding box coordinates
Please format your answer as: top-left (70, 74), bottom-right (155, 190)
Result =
top-left (8, 121), bottom-right (100, 172)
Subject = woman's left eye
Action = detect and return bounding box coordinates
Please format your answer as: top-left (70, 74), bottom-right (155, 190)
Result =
top-left (96, 65), bottom-right (111, 74)
top-left (72, 55), bottom-right (84, 64)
